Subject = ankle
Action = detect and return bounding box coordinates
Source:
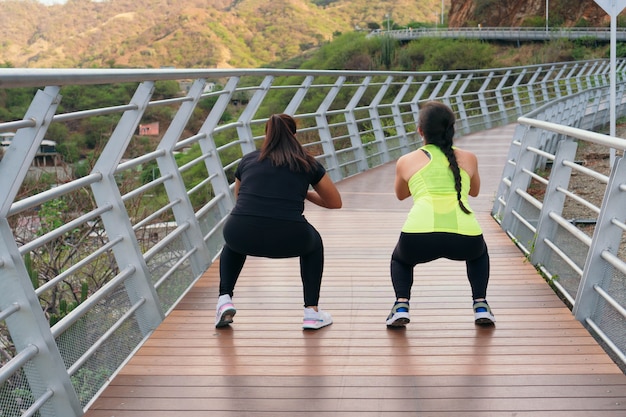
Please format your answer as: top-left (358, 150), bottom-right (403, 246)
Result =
top-left (218, 294), bottom-right (233, 305)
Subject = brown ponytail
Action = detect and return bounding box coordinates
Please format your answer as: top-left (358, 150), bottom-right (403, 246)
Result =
top-left (260, 114), bottom-right (317, 172)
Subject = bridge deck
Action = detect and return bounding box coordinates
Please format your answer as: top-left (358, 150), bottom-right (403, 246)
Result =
top-left (84, 126), bottom-right (626, 416)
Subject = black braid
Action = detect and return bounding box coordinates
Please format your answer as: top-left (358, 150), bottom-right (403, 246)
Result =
top-left (440, 142), bottom-right (471, 214)
top-left (418, 101), bottom-right (471, 214)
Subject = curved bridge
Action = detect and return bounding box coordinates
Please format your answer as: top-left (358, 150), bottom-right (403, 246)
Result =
top-left (0, 61), bottom-right (625, 416)
top-left (369, 27), bottom-right (626, 42)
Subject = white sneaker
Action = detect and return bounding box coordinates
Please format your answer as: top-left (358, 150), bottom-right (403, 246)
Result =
top-left (473, 300), bottom-right (495, 326)
top-left (215, 294), bottom-right (236, 328)
top-left (302, 307), bottom-right (333, 330)
top-left (386, 301), bottom-right (410, 327)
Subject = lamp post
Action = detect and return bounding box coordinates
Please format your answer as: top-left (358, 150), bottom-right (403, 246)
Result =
top-left (441, 0), bottom-right (444, 26)
top-left (592, 0), bottom-right (626, 167)
top-left (545, 0), bottom-right (549, 32)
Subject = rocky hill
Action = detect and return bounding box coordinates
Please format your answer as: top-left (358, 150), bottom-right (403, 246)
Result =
top-left (0, 0), bottom-right (616, 70)
top-left (449, 0), bottom-right (610, 28)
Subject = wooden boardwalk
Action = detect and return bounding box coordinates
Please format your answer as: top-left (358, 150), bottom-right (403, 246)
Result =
top-left (84, 125), bottom-right (626, 416)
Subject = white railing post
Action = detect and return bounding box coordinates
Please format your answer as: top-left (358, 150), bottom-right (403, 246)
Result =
top-left (284, 75), bottom-right (315, 115)
top-left (511, 68), bottom-right (527, 114)
top-left (155, 78), bottom-right (214, 277)
top-left (368, 76), bottom-right (393, 164)
top-left (454, 74), bottom-right (472, 135)
top-left (500, 126), bottom-right (543, 236)
top-left (492, 124), bottom-right (527, 222)
top-left (391, 75), bottom-right (415, 153)
top-left (574, 156), bottom-right (626, 321)
top-left (90, 81), bottom-right (166, 333)
top-left (344, 76), bottom-right (372, 173)
top-left (236, 75), bottom-right (274, 154)
top-left (478, 72), bottom-right (494, 129)
top-left (495, 70), bottom-right (512, 123)
top-left (530, 139), bottom-right (578, 267)
top-left (315, 76), bottom-right (345, 182)
top-left (563, 63), bottom-right (579, 95)
top-left (526, 66), bottom-right (542, 108)
top-left (553, 65), bottom-right (567, 98)
top-left (199, 76), bottom-right (241, 215)
top-left (427, 74), bottom-right (448, 100)
top-left (0, 87), bottom-right (83, 416)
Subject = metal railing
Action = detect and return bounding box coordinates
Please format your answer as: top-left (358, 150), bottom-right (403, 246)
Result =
top-left (0, 59), bottom-right (623, 416)
top-left (492, 85), bottom-right (626, 367)
top-left (369, 27), bottom-right (626, 42)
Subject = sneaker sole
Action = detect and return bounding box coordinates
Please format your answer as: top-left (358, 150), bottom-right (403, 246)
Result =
top-left (475, 317), bottom-right (495, 326)
top-left (474, 311), bottom-right (495, 326)
top-left (386, 312), bottom-right (410, 327)
top-left (302, 320), bottom-right (333, 330)
top-left (215, 308), bottom-right (236, 328)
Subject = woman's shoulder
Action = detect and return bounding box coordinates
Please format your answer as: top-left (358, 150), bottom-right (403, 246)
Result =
top-left (240, 149), bottom-right (261, 163)
top-left (236, 150), bottom-right (262, 173)
top-left (453, 148), bottom-right (478, 175)
top-left (396, 148), bottom-right (430, 178)
top-left (453, 147), bottom-right (477, 162)
top-left (244, 149), bottom-right (261, 158)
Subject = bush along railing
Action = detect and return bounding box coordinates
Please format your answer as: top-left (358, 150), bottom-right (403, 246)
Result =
top-left (492, 85), bottom-right (626, 368)
top-left (0, 60), bottom-right (624, 416)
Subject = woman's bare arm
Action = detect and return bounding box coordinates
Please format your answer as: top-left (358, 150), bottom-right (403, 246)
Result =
top-left (307, 173), bottom-right (342, 209)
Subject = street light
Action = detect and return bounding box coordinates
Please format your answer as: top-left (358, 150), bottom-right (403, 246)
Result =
top-left (441, 0), bottom-right (444, 26)
top-left (545, 0), bottom-right (549, 32)
top-left (592, 0), bottom-right (626, 166)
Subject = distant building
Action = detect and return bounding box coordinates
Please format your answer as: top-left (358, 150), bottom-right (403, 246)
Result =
top-left (0, 132), bottom-right (14, 147)
top-left (138, 122), bottom-right (159, 136)
top-left (0, 132), bottom-right (59, 167)
top-left (178, 80), bottom-right (216, 94)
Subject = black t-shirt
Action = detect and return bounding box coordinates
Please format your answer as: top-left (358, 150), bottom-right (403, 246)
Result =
top-left (231, 150), bottom-right (327, 221)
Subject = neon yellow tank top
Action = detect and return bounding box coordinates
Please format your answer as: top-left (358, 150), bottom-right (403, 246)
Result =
top-left (401, 144), bottom-right (482, 235)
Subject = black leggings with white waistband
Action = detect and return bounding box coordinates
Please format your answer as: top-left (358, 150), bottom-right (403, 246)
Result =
top-left (390, 232), bottom-right (490, 300)
top-left (219, 214), bottom-right (324, 307)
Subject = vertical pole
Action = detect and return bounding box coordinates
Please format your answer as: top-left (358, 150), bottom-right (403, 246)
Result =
top-left (609, 13), bottom-right (617, 165)
top-left (594, 0), bottom-right (626, 165)
top-left (441, 0), bottom-right (444, 26)
top-left (546, 0), bottom-right (549, 32)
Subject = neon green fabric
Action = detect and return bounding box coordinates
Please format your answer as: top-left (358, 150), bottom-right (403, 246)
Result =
top-left (401, 144), bottom-right (482, 235)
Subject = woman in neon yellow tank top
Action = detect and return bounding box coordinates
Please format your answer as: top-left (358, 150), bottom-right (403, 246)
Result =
top-left (386, 101), bottom-right (495, 327)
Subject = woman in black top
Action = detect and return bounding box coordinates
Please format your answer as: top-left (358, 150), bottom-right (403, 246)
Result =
top-left (215, 114), bottom-right (342, 330)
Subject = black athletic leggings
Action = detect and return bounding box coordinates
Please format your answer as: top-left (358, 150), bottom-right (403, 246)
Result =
top-left (390, 232), bottom-right (490, 300)
top-left (219, 214), bottom-right (324, 307)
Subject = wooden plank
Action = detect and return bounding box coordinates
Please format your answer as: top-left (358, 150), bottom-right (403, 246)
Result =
top-left (104, 373), bottom-right (626, 386)
top-left (84, 412), bottom-right (626, 417)
top-left (87, 397), bottom-right (626, 412)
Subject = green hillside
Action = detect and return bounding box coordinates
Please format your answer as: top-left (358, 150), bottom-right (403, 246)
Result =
top-left (0, 0), bottom-right (450, 68)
